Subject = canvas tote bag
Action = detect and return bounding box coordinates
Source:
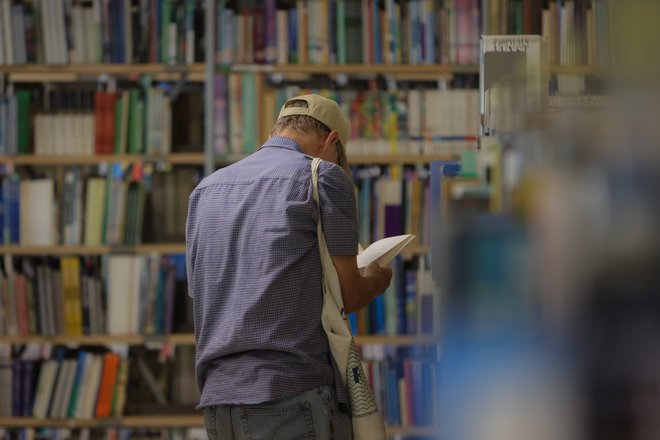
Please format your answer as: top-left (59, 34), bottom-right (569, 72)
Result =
top-left (311, 158), bottom-right (387, 440)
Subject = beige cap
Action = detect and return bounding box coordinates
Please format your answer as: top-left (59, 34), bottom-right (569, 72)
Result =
top-left (277, 94), bottom-right (351, 148)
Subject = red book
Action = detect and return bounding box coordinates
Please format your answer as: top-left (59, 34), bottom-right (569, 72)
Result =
top-left (253, 4), bottom-right (266, 64)
top-left (95, 353), bottom-right (121, 418)
top-left (403, 359), bottom-right (415, 426)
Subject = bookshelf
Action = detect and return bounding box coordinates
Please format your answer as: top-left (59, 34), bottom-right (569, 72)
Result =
top-left (0, 153), bottom-right (206, 166)
top-left (0, 334), bottom-right (437, 347)
top-left (0, 0), bottom-right (614, 438)
top-left (217, 153), bottom-right (459, 166)
top-left (0, 63), bottom-right (607, 82)
top-left (0, 417), bottom-right (437, 435)
top-left (0, 244), bottom-right (186, 256)
top-left (0, 64), bottom-right (206, 75)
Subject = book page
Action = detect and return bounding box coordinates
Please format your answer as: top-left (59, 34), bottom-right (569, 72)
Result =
top-left (357, 234), bottom-right (415, 269)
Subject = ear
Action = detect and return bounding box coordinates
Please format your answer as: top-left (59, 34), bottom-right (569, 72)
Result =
top-left (321, 130), bottom-right (340, 151)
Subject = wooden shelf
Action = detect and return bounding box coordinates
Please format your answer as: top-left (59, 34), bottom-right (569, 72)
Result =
top-left (386, 426), bottom-right (439, 437)
top-left (0, 63), bottom-right (205, 82)
top-left (134, 244), bottom-right (187, 254)
top-left (549, 64), bottom-right (608, 75)
top-left (0, 416), bottom-right (202, 429)
top-left (350, 154), bottom-right (458, 164)
top-left (0, 333), bottom-right (437, 347)
top-left (227, 63), bottom-right (479, 75)
top-left (0, 63), bottom-right (610, 79)
top-left (0, 153), bottom-right (205, 166)
top-left (0, 243), bottom-right (186, 256)
top-left (0, 334), bottom-right (147, 346)
top-left (0, 417), bottom-right (437, 435)
top-left (216, 153), bottom-right (458, 166)
top-left (0, 63), bottom-right (205, 74)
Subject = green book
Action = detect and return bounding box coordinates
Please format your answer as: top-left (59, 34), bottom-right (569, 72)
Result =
top-left (128, 90), bottom-right (144, 154)
top-left (337, 0), bottom-right (346, 64)
top-left (17, 90), bottom-right (31, 155)
top-left (113, 97), bottom-right (123, 154)
top-left (242, 74), bottom-right (257, 154)
top-left (127, 90), bottom-right (138, 154)
top-left (67, 352), bottom-right (87, 418)
top-left (135, 99), bottom-right (145, 154)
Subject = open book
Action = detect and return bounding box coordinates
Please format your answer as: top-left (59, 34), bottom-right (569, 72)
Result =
top-left (357, 234), bottom-right (416, 269)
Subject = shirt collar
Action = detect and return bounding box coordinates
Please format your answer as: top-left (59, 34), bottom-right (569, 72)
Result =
top-left (261, 136), bottom-right (306, 154)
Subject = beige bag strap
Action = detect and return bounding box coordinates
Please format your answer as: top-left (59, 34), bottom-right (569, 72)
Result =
top-left (311, 158), bottom-right (386, 440)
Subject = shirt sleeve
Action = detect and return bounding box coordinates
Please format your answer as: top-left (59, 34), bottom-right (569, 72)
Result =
top-left (317, 161), bottom-right (359, 256)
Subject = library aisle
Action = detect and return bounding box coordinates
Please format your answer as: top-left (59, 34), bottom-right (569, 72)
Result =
top-left (2, 1), bottom-right (659, 440)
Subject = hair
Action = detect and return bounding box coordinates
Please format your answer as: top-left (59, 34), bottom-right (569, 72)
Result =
top-left (272, 99), bottom-right (352, 179)
top-left (270, 99), bottom-right (332, 139)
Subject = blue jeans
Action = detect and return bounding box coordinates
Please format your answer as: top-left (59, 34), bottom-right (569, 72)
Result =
top-left (203, 386), bottom-right (353, 440)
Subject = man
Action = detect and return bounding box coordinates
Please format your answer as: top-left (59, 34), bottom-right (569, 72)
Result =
top-left (186, 94), bottom-right (392, 439)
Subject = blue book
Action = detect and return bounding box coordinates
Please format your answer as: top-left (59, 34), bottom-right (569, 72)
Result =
top-left (288, 8), bottom-right (298, 63)
top-left (172, 254), bottom-right (186, 278)
top-left (9, 174), bottom-right (19, 244)
top-left (371, 293), bottom-right (386, 334)
top-left (81, 260), bottom-right (91, 335)
top-left (12, 360), bottom-right (22, 416)
top-left (67, 351), bottom-right (88, 417)
top-left (426, 0), bottom-right (435, 63)
top-left (412, 360), bottom-right (424, 426)
top-left (410, 1), bottom-right (420, 64)
top-left (156, 265), bottom-right (167, 334)
top-left (405, 268), bottom-right (417, 335)
top-left (109, 0), bottom-right (119, 63)
top-left (348, 312), bottom-right (358, 334)
top-left (373, 0), bottom-right (382, 64)
top-left (394, 257), bottom-right (407, 334)
top-left (2, 177), bottom-right (8, 247)
top-left (22, 360), bottom-right (37, 417)
top-left (421, 361), bottom-right (434, 426)
top-left (386, 360), bottom-right (401, 426)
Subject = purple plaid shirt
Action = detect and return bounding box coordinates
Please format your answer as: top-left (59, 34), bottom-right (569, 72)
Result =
top-left (186, 136), bottom-right (358, 407)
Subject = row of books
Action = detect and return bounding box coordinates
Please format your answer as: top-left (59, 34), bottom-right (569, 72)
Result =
top-left (0, 428), bottom-right (208, 439)
top-left (0, 348), bottom-right (129, 419)
top-left (0, 254), bottom-right (190, 337)
top-left (0, 0), bottom-right (614, 69)
top-left (0, 167), bottom-right (197, 246)
top-left (0, 84), bottom-right (203, 157)
top-left (543, 0), bottom-right (611, 67)
top-left (350, 255), bottom-right (436, 337)
top-left (356, 168), bottom-right (430, 247)
top-left (216, 0), bottom-right (480, 66)
top-left (214, 77), bottom-right (479, 157)
top-left (0, 0), bottom-right (205, 66)
top-left (482, 0), bottom-right (611, 66)
top-left (361, 348), bottom-right (437, 428)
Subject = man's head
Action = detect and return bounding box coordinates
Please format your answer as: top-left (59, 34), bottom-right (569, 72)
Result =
top-left (271, 94), bottom-right (351, 175)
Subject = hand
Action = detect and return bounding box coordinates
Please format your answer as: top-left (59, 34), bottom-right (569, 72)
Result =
top-left (363, 262), bottom-right (393, 295)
